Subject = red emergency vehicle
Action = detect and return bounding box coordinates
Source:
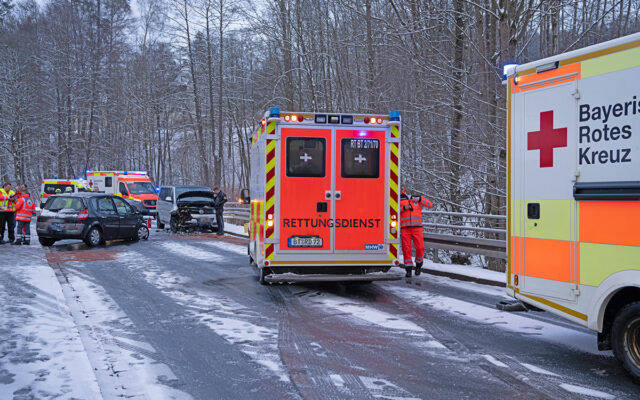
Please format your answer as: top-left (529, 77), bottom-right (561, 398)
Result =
top-left (86, 171), bottom-right (158, 214)
top-left (245, 108), bottom-right (403, 284)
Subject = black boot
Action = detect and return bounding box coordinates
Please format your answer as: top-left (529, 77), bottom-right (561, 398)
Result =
top-left (405, 267), bottom-right (412, 278)
top-left (12, 239), bottom-right (22, 245)
top-left (415, 261), bottom-right (423, 276)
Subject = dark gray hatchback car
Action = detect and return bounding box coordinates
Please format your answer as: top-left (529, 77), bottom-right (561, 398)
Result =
top-left (36, 193), bottom-right (149, 247)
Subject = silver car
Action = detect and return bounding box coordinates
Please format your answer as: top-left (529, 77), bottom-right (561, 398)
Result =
top-left (156, 186), bottom-right (218, 232)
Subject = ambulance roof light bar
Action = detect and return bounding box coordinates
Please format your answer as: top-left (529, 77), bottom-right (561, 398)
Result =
top-left (269, 107), bottom-right (280, 118)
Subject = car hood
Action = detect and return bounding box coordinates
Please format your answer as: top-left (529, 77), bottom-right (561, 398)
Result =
top-left (176, 191), bottom-right (215, 201)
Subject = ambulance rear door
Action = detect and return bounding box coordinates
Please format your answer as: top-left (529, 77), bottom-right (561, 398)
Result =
top-left (278, 126), bottom-right (333, 252)
top-left (334, 129), bottom-right (387, 253)
top-left (515, 68), bottom-right (580, 302)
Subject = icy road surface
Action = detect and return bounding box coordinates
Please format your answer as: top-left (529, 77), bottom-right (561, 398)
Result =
top-left (1, 227), bottom-right (639, 399)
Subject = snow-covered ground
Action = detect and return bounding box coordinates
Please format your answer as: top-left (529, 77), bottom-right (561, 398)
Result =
top-left (1, 227), bottom-right (634, 399)
top-left (0, 250), bottom-right (102, 399)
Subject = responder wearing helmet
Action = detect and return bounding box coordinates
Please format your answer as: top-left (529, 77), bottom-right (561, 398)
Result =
top-left (399, 188), bottom-right (433, 277)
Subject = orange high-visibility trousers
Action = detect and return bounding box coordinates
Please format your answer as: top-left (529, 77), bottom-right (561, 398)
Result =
top-left (401, 226), bottom-right (424, 266)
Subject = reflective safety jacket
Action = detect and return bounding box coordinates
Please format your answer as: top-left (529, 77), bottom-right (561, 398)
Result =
top-left (400, 196), bottom-right (433, 228)
top-left (0, 188), bottom-right (16, 212)
top-left (15, 194), bottom-right (36, 221)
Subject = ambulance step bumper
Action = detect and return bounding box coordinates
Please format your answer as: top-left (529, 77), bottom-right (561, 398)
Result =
top-left (264, 272), bottom-right (403, 283)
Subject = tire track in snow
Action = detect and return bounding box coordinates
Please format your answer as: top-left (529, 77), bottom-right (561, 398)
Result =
top-left (119, 250), bottom-right (291, 384)
top-left (376, 284), bottom-right (623, 400)
top-left (52, 261), bottom-right (191, 399)
top-left (156, 241), bottom-right (224, 261)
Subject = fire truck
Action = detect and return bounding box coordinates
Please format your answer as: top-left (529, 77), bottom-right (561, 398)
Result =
top-left (86, 171), bottom-right (158, 214)
top-left (504, 32), bottom-right (640, 382)
top-left (245, 108), bottom-right (403, 284)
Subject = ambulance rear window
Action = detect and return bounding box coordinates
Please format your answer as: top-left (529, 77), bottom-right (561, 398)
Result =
top-left (341, 139), bottom-right (380, 178)
top-left (44, 184), bottom-right (75, 194)
top-left (286, 137), bottom-right (326, 178)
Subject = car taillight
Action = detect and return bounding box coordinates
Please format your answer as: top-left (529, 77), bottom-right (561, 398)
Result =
top-left (78, 209), bottom-right (89, 221)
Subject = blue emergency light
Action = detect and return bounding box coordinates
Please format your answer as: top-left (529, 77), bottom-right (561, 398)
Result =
top-left (269, 107), bottom-right (280, 118)
top-left (389, 110), bottom-right (400, 121)
top-left (503, 64), bottom-right (517, 81)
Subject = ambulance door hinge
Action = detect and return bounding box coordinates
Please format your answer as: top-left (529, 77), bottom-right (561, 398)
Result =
top-left (265, 134), bottom-right (279, 141)
top-left (571, 285), bottom-right (581, 297)
top-left (387, 137), bottom-right (400, 143)
top-left (265, 238), bottom-right (278, 244)
top-left (385, 238), bottom-right (400, 245)
top-left (572, 88), bottom-right (581, 99)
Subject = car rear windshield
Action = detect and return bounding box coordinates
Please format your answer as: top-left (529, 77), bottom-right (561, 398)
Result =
top-left (44, 196), bottom-right (85, 212)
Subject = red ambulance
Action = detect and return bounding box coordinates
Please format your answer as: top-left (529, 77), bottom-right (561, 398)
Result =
top-left (245, 108), bottom-right (403, 284)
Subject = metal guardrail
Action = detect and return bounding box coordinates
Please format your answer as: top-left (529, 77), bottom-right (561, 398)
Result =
top-left (423, 210), bottom-right (506, 260)
top-left (222, 205), bottom-right (507, 259)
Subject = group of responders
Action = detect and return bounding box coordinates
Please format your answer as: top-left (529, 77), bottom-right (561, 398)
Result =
top-left (577, 97), bottom-right (636, 165)
top-left (282, 218), bottom-right (382, 228)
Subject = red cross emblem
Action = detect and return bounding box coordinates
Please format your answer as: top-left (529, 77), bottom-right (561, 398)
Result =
top-left (527, 110), bottom-right (567, 168)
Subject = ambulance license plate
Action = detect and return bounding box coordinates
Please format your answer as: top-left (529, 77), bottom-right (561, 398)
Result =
top-left (288, 237), bottom-right (322, 247)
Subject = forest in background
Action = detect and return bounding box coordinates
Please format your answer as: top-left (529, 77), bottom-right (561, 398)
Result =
top-left (1, 0), bottom-right (639, 213)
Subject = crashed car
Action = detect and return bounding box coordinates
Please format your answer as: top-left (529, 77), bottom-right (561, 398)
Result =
top-left (36, 193), bottom-right (150, 247)
top-left (156, 186), bottom-right (218, 232)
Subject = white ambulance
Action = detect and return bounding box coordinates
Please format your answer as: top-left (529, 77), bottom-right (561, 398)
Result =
top-left (244, 108), bottom-right (403, 284)
top-left (86, 171), bottom-right (158, 214)
top-left (504, 32), bottom-right (640, 382)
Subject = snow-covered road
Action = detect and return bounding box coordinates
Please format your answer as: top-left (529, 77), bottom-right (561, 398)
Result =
top-left (1, 227), bottom-right (638, 399)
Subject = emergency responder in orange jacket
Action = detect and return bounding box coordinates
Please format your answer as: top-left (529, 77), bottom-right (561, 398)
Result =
top-left (13, 190), bottom-right (36, 245)
top-left (0, 182), bottom-right (17, 244)
top-left (400, 189), bottom-right (433, 277)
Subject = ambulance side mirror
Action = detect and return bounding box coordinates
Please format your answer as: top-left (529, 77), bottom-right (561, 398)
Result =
top-left (240, 189), bottom-right (250, 204)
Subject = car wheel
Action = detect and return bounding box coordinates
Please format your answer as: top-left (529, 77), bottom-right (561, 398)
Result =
top-left (170, 216), bottom-right (178, 233)
top-left (612, 302), bottom-right (640, 383)
top-left (84, 227), bottom-right (102, 247)
top-left (135, 225), bottom-right (150, 241)
top-left (38, 237), bottom-right (55, 247)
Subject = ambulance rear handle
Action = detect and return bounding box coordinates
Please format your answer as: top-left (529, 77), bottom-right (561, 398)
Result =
top-left (527, 203), bottom-right (540, 220)
top-left (324, 190), bottom-right (341, 200)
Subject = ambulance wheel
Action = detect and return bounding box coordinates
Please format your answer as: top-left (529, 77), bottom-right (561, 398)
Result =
top-left (38, 238), bottom-right (55, 247)
top-left (84, 227), bottom-right (102, 247)
top-left (259, 268), bottom-right (268, 285)
top-left (612, 301), bottom-right (640, 383)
